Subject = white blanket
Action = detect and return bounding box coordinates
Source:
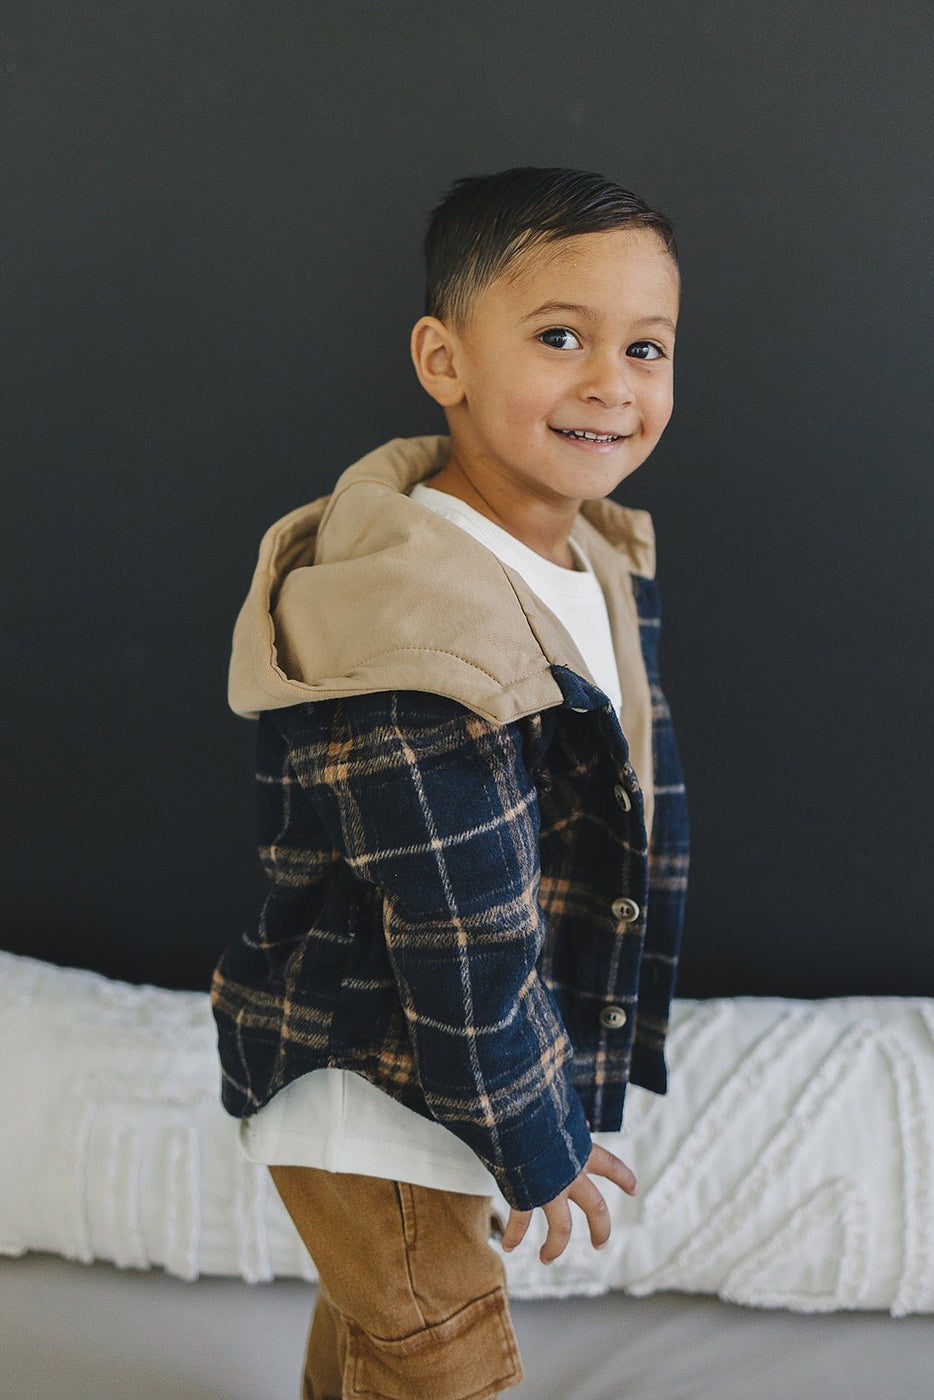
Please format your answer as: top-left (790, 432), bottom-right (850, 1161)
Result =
top-left (1, 949), bottom-right (931, 1315)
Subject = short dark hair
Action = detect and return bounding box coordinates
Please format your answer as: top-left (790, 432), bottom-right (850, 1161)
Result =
top-left (423, 166), bottom-right (679, 328)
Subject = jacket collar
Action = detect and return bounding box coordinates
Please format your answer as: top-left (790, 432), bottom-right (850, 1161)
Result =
top-left (228, 435), bottom-right (656, 738)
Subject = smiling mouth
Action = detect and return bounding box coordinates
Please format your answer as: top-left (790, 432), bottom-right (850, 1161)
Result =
top-left (551, 428), bottom-right (629, 442)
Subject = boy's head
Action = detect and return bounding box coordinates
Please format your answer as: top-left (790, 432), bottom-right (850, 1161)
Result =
top-left (422, 166), bottom-right (678, 331)
top-left (411, 166), bottom-right (681, 511)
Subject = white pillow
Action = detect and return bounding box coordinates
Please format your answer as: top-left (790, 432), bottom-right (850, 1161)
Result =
top-left (1, 949), bottom-right (931, 1315)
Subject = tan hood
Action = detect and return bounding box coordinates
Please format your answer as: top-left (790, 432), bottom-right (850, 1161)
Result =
top-left (228, 435), bottom-right (657, 820)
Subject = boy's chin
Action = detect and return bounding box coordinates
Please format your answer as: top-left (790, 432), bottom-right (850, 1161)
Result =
top-left (545, 447), bottom-right (644, 497)
top-left (537, 472), bottom-right (636, 508)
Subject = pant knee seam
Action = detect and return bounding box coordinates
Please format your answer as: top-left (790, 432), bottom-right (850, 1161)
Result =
top-left (393, 1181), bottom-right (428, 1329)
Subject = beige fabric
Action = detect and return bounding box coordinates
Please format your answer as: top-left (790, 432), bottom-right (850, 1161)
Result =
top-left (228, 434), bottom-right (656, 837)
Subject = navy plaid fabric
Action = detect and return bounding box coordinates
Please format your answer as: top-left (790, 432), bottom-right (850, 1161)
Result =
top-left (210, 576), bottom-right (689, 1210)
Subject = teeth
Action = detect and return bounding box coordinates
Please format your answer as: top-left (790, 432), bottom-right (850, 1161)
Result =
top-left (561, 429), bottom-right (619, 441)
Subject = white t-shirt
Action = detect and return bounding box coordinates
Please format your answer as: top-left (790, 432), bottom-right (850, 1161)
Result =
top-left (237, 483), bottom-right (625, 1193)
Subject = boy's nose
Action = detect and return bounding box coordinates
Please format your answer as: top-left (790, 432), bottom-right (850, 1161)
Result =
top-left (579, 355), bottom-right (635, 409)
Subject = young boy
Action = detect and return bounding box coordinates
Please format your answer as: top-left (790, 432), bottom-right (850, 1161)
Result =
top-left (210, 166), bottom-right (689, 1400)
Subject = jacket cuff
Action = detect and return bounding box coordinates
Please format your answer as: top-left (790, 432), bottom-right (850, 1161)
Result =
top-left (493, 1092), bottom-right (592, 1211)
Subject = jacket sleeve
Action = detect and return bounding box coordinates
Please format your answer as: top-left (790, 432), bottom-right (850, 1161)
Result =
top-left (275, 690), bottom-right (592, 1211)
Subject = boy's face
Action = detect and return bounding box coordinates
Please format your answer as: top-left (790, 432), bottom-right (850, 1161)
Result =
top-left (422, 227), bottom-right (680, 509)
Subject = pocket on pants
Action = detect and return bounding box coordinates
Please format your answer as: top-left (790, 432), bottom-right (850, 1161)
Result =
top-left (343, 1284), bottom-right (523, 1400)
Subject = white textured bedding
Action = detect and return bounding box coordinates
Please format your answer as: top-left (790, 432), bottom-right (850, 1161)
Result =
top-left (1, 949), bottom-right (932, 1317)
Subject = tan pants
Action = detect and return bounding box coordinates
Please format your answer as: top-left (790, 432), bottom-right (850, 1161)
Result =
top-left (268, 1165), bottom-right (524, 1400)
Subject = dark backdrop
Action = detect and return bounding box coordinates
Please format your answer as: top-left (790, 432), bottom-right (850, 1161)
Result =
top-left (3, 2), bottom-right (932, 997)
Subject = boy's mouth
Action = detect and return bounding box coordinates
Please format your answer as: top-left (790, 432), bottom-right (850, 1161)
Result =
top-left (551, 427), bottom-right (629, 444)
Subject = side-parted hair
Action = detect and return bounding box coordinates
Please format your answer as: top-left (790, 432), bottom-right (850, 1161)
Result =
top-left (423, 166), bottom-right (679, 328)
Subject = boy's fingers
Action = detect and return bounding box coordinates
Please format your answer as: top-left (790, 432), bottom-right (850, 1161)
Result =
top-left (540, 1197), bottom-right (573, 1264)
top-left (566, 1173), bottom-right (611, 1250)
top-left (586, 1143), bottom-right (639, 1195)
top-left (500, 1209), bottom-right (532, 1253)
top-left (500, 1145), bottom-right (639, 1263)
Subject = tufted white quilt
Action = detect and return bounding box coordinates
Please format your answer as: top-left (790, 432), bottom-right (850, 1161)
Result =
top-left (1, 950), bottom-right (931, 1315)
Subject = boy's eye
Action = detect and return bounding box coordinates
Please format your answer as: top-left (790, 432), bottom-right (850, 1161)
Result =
top-left (538, 327), bottom-right (582, 351)
top-left (628, 341), bottom-right (665, 360)
top-left (538, 329), bottom-right (667, 359)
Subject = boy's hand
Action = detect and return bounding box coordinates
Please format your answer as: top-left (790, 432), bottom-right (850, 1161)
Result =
top-left (500, 1144), bottom-right (638, 1265)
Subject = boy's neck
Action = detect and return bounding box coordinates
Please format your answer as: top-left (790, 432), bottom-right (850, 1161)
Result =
top-left (426, 450), bottom-right (583, 571)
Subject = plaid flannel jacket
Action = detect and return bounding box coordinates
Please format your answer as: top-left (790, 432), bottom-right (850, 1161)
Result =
top-left (210, 574), bottom-right (689, 1211)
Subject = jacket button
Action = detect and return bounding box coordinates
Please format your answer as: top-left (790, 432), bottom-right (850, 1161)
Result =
top-left (599, 1005), bottom-right (628, 1030)
top-left (614, 784), bottom-right (632, 812)
top-left (611, 897), bottom-right (641, 922)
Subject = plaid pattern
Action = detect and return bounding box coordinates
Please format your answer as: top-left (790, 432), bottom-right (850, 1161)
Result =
top-left (210, 578), bottom-right (689, 1211)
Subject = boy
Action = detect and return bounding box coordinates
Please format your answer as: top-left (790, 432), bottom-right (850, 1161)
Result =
top-left (210, 166), bottom-right (689, 1399)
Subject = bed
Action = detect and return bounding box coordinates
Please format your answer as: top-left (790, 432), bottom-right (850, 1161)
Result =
top-left (2, 948), bottom-right (931, 1398)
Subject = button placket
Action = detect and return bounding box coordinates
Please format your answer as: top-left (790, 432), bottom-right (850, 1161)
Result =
top-left (614, 783), bottom-right (632, 812)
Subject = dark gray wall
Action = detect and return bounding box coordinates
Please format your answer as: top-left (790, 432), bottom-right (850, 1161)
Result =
top-left (3, 2), bottom-right (932, 996)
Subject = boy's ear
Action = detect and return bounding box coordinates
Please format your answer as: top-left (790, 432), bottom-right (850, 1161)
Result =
top-left (410, 316), bottom-right (466, 407)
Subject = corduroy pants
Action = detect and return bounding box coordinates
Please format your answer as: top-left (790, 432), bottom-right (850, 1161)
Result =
top-left (268, 1165), bottom-right (524, 1400)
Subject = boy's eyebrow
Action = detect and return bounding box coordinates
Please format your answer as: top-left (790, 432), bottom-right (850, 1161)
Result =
top-left (520, 301), bottom-right (676, 333)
